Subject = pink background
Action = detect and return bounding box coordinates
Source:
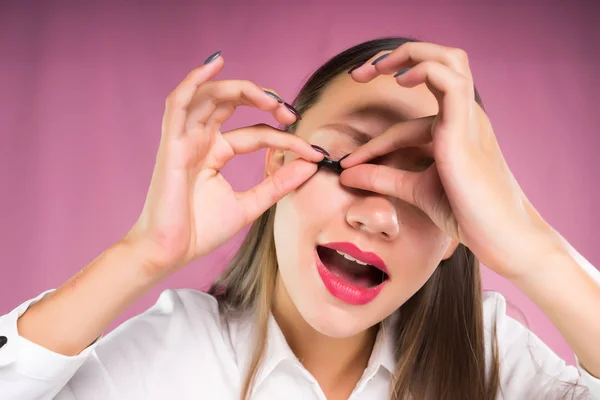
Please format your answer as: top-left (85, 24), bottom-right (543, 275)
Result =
top-left (1, 0), bottom-right (598, 366)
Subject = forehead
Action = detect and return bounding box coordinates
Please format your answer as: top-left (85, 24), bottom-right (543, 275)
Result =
top-left (298, 73), bottom-right (439, 137)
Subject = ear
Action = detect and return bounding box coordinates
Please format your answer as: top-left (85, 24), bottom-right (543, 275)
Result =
top-left (264, 148), bottom-right (286, 178)
top-left (441, 238), bottom-right (460, 260)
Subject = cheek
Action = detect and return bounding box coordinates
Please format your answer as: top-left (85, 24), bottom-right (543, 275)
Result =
top-left (273, 172), bottom-right (342, 257)
top-left (387, 214), bottom-right (452, 290)
top-left (282, 150), bottom-right (347, 213)
top-left (283, 170), bottom-right (344, 218)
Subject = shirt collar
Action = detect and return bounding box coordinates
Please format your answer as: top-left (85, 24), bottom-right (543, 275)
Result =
top-left (231, 310), bottom-right (397, 390)
top-left (366, 313), bottom-right (397, 374)
top-left (256, 313), bottom-right (299, 384)
top-left (231, 311), bottom-right (298, 391)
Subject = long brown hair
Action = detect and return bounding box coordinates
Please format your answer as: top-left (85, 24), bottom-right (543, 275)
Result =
top-left (209, 37), bottom-right (500, 400)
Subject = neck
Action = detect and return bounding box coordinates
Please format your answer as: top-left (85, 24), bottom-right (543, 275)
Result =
top-left (272, 277), bottom-right (378, 389)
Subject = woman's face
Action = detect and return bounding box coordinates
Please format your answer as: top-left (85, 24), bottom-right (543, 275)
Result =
top-left (270, 67), bottom-right (458, 338)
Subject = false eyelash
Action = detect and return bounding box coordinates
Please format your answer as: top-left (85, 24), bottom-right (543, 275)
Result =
top-left (316, 156), bottom-right (344, 174)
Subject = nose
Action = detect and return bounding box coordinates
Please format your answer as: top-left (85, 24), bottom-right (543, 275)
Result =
top-left (346, 195), bottom-right (400, 240)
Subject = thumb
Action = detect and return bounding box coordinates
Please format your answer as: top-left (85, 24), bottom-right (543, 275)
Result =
top-left (339, 163), bottom-right (423, 207)
top-left (339, 163), bottom-right (448, 222)
top-left (236, 159), bottom-right (318, 225)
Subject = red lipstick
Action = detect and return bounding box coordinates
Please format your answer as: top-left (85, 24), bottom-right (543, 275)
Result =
top-left (314, 243), bottom-right (388, 306)
top-left (320, 242), bottom-right (388, 274)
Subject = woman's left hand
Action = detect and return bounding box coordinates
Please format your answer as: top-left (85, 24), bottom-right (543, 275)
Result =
top-left (340, 42), bottom-right (560, 279)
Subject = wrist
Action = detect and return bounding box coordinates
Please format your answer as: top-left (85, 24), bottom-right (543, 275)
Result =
top-left (506, 228), bottom-right (570, 285)
top-left (494, 225), bottom-right (565, 282)
top-left (115, 234), bottom-right (174, 285)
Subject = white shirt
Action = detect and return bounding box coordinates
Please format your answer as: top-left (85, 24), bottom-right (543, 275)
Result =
top-left (0, 289), bottom-right (598, 399)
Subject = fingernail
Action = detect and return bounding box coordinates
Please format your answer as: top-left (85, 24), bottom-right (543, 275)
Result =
top-left (394, 68), bottom-right (410, 77)
top-left (284, 102), bottom-right (302, 120)
top-left (264, 90), bottom-right (284, 103)
top-left (347, 62), bottom-right (365, 74)
top-left (311, 145), bottom-right (330, 156)
top-left (203, 51), bottom-right (222, 65)
top-left (371, 53), bottom-right (391, 65)
top-left (338, 153), bottom-right (351, 162)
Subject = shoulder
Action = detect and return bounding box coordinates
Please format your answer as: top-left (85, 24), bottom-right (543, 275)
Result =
top-left (128, 288), bottom-right (233, 343)
top-left (480, 291), bottom-right (591, 398)
top-left (63, 290), bottom-right (241, 397)
top-left (481, 290), bottom-right (508, 330)
top-left (481, 290), bottom-right (506, 314)
top-left (93, 288), bottom-right (239, 378)
top-left (98, 288), bottom-right (231, 354)
top-left (145, 288), bottom-right (221, 320)
top-left (480, 290), bottom-right (539, 354)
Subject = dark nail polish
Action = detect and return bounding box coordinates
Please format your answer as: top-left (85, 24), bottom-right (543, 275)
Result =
top-left (311, 145), bottom-right (330, 156)
top-left (284, 102), bottom-right (302, 120)
top-left (338, 153), bottom-right (351, 162)
top-left (394, 68), bottom-right (410, 77)
top-left (371, 53), bottom-right (390, 65)
top-left (264, 90), bottom-right (284, 103)
top-left (347, 62), bottom-right (365, 74)
top-left (203, 51), bottom-right (222, 65)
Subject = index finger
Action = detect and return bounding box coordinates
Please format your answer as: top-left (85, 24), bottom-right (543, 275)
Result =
top-left (340, 116), bottom-right (434, 168)
top-left (163, 53), bottom-right (225, 139)
top-left (222, 124), bottom-right (324, 163)
top-left (187, 80), bottom-right (299, 135)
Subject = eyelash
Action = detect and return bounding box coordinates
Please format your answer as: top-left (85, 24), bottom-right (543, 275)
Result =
top-left (317, 157), bottom-right (343, 174)
top-left (311, 144), bottom-right (347, 162)
top-left (323, 147), bottom-right (351, 162)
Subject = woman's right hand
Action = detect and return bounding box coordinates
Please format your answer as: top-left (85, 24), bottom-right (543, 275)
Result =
top-left (125, 52), bottom-right (324, 278)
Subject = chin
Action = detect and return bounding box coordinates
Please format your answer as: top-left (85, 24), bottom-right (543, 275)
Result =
top-left (278, 253), bottom-right (392, 338)
top-left (294, 290), bottom-right (377, 338)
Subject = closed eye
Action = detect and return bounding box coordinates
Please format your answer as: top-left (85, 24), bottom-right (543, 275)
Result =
top-left (316, 144), bottom-right (355, 162)
top-left (320, 123), bottom-right (373, 147)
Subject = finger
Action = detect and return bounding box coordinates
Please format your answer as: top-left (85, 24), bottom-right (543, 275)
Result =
top-left (203, 87), bottom-right (289, 134)
top-left (162, 55), bottom-right (225, 139)
top-left (261, 87), bottom-right (299, 123)
top-left (237, 159), bottom-right (318, 226)
top-left (340, 163), bottom-right (457, 236)
top-left (339, 163), bottom-right (422, 208)
top-left (350, 42), bottom-right (472, 82)
top-left (340, 116), bottom-right (434, 169)
top-left (221, 124), bottom-right (324, 164)
top-left (383, 42), bottom-right (471, 79)
top-left (395, 61), bottom-right (472, 135)
top-left (203, 102), bottom-right (235, 134)
top-left (187, 80), bottom-right (298, 134)
top-left (261, 87), bottom-right (285, 104)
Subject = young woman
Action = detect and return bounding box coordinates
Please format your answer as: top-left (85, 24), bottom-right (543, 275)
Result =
top-left (0, 37), bottom-right (599, 400)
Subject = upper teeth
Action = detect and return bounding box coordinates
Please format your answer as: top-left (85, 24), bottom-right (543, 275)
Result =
top-left (336, 250), bottom-right (369, 266)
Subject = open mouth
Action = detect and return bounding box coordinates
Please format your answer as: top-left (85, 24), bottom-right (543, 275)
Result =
top-left (316, 245), bottom-right (389, 288)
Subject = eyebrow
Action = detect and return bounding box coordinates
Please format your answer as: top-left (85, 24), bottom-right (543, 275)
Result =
top-left (319, 123), bottom-right (373, 146)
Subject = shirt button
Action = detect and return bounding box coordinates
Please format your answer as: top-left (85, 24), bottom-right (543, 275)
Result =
top-left (0, 336), bottom-right (7, 348)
